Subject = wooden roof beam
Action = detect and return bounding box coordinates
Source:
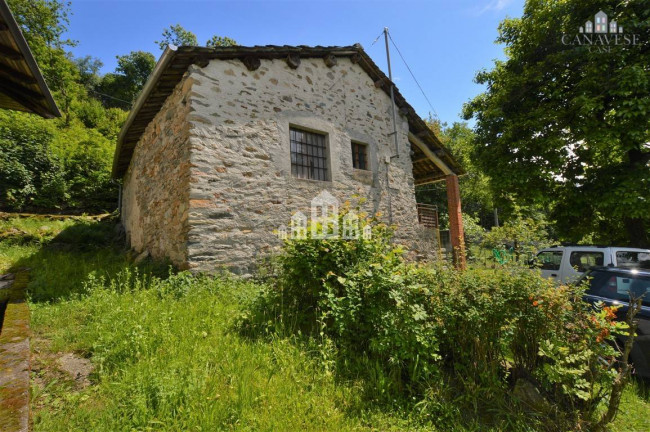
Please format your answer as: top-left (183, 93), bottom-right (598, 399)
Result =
top-left (408, 132), bottom-right (454, 176)
top-left (414, 173), bottom-right (447, 185)
top-left (411, 154), bottom-right (431, 164)
top-left (0, 42), bottom-right (22, 60)
top-left (0, 61), bottom-right (36, 84)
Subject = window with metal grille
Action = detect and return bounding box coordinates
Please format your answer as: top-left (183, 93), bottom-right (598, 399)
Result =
top-left (290, 127), bottom-right (328, 181)
top-left (351, 141), bottom-right (368, 170)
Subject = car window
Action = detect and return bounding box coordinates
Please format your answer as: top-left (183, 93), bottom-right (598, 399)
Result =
top-left (616, 251), bottom-right (650, 270)
top-left (569, 251), bottom-right (604, 273)
top-left (585, 270), bottom-right (650, 307)
top-left (536, 251), bottom-right (563, 271)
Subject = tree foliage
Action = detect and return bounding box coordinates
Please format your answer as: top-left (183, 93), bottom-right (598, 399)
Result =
top-left (156, 23), bottom-right (237, 50)
top-left (463, 0), bottom-right (650, 246)
top-left (97, 51), bottom-right (156, 107)
top-left (416, 121), bottom-right (496, 229)
top-left (155, 24), bottom-right (198, 50)
top-left (1, 2), bottom-right (237, 212)
top-left (206, 35), bottom-right (237, 48)
top-left (1, 0), bottom-right (120, 211)
top-left (0, 112), bottom-right (64, 208)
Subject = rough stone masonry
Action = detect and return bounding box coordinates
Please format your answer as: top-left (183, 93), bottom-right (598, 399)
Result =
top-left (121, 53), bottom-right (425, 274)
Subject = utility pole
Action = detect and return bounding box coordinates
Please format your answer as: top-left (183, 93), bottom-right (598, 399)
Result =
top-left (384, 27), bottom-right (399, 158)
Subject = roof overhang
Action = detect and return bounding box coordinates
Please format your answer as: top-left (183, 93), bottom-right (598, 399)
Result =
top-left (112, 44), bottom-right (463, 180)
top-left (0, 0), bottom-right (60, 118)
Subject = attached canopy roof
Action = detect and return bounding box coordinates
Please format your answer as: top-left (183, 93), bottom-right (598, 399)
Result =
top-left (0, 0), bottom-right (59, 118)
top-left (112, 44), bottom-right (463, 182)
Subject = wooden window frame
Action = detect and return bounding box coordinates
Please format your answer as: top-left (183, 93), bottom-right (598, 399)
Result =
top-left (351, 141), bottom-right (369, 171)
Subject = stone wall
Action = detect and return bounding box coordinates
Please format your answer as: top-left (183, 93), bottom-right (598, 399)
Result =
top-left (121, 75), bottom-right (193, 267)
top-left (184, 57), bottom-right (420, 274)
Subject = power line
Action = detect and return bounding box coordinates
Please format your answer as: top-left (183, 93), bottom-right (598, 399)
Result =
top-left (89, 89), bottom-right (132, 107)
top-left (386, 30), bottom-right (439, 121)
top-left (370, 30), bottom-right (384, 46)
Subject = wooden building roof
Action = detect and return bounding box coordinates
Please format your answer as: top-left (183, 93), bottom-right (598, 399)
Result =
top-left (112, 44), bottom-right (463, 182)
top-left (0, 0), bottom-right (60, 118)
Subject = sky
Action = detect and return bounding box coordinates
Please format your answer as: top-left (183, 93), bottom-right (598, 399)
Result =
top-left (63, 0), bottom-right (526, 125)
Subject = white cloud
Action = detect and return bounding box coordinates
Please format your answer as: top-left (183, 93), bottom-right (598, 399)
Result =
top-left (478, 0), bottom-right (514, 15)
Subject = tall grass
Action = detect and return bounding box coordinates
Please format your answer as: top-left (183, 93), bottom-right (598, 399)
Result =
top-left (0, 216), bottom-right (647, 430)
top-left (0, 216), bottom-right (167, 301)
top-left (31, 272), bottom-right (438, 431)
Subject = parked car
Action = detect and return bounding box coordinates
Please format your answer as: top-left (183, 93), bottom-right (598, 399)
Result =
top-left (579, 267), bottom-right (650, 378)
top-left (533, 246), bottom-right (650, 283)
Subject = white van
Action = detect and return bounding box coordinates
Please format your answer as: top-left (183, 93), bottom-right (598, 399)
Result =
top-left (534, 246), bottom-right (650, 283)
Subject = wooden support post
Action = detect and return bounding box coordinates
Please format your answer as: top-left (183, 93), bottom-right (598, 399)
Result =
top-left (445, 174), bottom-right (466, 270)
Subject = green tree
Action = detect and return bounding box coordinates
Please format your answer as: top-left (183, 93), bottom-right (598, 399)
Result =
top-left (74, 55), bottom-right (103, 92)
top-left (115, 51), bottom-right (156, 89)
top-left (7, 0), bottom-right (73, 54)
top-left (3, 0), bottom-right (123, 211)
top-left (156, 24), bottom-right (198, 50)
top-left (0, 111), bottom-right (66, 209)
top-left (416, 121), bottom-right (495, 229)
top-left (206, 35), bottom-right (237, 47)
top-left (98, 51), bottom-right (155, 107)
top-left (463, 0), bottom-right (650, 246)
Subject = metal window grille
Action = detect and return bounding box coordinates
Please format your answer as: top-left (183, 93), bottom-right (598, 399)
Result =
top-left (290, 128), bottom-right (328, 181)
top-left (351, 142), bottom-right (368, 170)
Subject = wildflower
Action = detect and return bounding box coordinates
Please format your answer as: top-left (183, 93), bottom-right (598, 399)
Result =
top-left (596, 328), bottom-right (610, 343)
top-left (603, 306), bottom-right (617, 321)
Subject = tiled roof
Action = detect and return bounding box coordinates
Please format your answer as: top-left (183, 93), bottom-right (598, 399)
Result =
top-left (112, 44), bottom-right (463, 182)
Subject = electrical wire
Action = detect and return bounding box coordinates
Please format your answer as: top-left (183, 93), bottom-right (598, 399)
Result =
top-left (89, 89), bottom-right (132, 107)
top-left (387, 30), bottom-right (439, 120)
top-left (370, 30), bottom-right (384, 46)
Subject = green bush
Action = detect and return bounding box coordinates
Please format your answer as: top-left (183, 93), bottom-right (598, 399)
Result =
top-left (243, 208), bottom-right (629, 429)
top-left (0, 112), bottom-right (66, 209)
top-left (0, 111), bottom-right (120, 212)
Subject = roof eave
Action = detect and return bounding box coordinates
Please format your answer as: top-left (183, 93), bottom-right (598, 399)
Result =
top-left (0, 0), bottom-right (60, 118)
top-left (112, 44), bottom-right (178, 178)
top-left (111, 44), bottom-right (465, 179)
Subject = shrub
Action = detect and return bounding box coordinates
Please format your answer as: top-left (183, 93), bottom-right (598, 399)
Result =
top-left (243, 207), bottom-right (630, 429)
top-left (0, 112), bottom-right (66, 209)
top-left (481, 216), bottom-right (551, 262)
top-left (0, 111), bottom-right (118, 212)
top-left (241, 206), bottom-right (443, 387)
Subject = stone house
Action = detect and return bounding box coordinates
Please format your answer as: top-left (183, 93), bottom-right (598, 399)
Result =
top-left (112, 44), bottom-right (466, 274)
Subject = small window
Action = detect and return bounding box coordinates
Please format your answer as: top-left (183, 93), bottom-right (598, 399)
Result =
top-left (536, 251), bottom-right (563, 271)
top-left (569, 251), bottom-right (604, 273)
top-left (616, 251), bottom-right (650, 269)
top-left (290, 127), bottom-right (328, 181)
top-left (351, 141), bottom-right (368, 170)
